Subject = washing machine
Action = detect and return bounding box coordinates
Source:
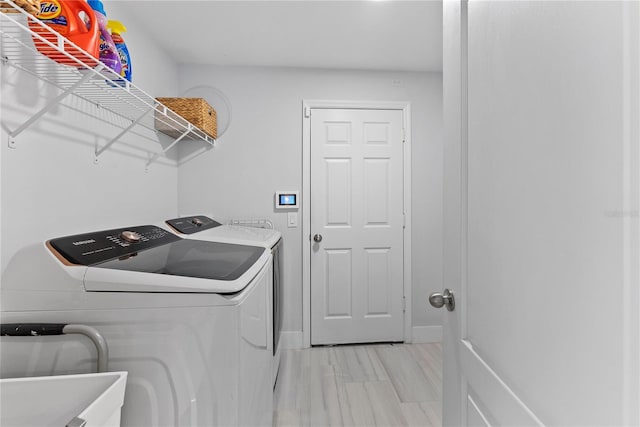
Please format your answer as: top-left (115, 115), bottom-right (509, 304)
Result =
top-left (164, 215), bottom-right (283, 386)
top-left (0, 224), bottom-right (273, 427)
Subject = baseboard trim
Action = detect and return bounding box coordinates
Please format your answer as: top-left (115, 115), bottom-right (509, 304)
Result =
top-left (280, 331), bottom-right (304, 349)
top-left (281, 328), bottom-right (439, 348)
top-left (411, 326), bottom-right (442, 343)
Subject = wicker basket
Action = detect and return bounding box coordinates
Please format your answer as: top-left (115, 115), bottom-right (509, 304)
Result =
top-left (155, 97), bottom-right (217, 140)
top-left (0, 0), bottom-right (40, 15)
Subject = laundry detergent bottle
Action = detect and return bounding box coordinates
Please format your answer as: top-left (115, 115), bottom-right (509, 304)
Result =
top-left (29, 0), bottom-right (100, 66)
top-left (107, 20), bottom-right (132, 82)
top-left (87, 0), bottom-right (121, 74)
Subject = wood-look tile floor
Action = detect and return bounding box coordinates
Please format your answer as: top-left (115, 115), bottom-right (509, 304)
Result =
top-left (273, 343), bottom-right (442, 427)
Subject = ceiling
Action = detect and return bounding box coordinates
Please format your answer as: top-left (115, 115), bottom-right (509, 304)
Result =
top-left (120, 0), bottom-right (443, 72)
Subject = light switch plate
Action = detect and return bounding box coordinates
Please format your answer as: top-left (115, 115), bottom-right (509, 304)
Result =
top-left (287, 212), bottom-right (298, 228)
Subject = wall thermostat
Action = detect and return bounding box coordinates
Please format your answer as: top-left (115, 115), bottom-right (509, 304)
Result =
top-left (275, 191), bottom-right (299, 209)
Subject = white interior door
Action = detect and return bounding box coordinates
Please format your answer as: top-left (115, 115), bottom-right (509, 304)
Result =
top-left (442, 1), bottom-right (640, 425)
top-left (310, 108), bottom-right (405, 345)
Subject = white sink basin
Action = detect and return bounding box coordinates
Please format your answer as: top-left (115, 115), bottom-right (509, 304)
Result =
top-left (0, 371), bottom-right (127, 427)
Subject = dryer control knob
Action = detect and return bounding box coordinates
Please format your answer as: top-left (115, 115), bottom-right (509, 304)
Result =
top-left (120, 230), bottom-right (142, 243)
top-left (191, 218), bottom-right (204, 227)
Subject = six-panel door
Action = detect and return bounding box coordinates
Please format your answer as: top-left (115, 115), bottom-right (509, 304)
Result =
top-left (310, 108), bottom-right (405, 345)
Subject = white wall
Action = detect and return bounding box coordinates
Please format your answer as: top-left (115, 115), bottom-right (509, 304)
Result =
top-left (176, 65), bottom-right (443, 335)
top-left (1, 4), bottom-right (180, 272)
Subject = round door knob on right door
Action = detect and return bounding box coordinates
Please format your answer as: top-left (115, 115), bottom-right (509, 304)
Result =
top-left (313, 234), bottom-right (323, 243)
top-left (429, 288), bottom-right (455, 312)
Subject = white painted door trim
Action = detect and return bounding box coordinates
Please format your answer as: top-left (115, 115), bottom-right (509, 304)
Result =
top-left (621, 2), bottom-right (640, 422)
top-left (302, 100), bottom-right (412, 348)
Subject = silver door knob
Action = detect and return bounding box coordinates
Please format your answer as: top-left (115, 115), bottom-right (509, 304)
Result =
top-left (313, 234), bottom-right (323, 243)
top-left (429, 289), bottom-right (455, 312)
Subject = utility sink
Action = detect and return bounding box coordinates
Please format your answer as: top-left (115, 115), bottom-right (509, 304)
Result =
top-left (0, 371), bottom-right (127, 427)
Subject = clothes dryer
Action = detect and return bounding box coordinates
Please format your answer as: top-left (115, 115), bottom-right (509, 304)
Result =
top-left (164, 215), bottom-right (283, 386)
top-left (0, 225), bottom-right (273, 427)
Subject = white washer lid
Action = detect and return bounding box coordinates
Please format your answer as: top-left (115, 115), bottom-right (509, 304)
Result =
top-left (181, 225), bottom-right (282, 248)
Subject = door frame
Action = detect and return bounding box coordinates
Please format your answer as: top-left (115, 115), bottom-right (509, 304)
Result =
top-left (302, 100), bottom-right (413, 348)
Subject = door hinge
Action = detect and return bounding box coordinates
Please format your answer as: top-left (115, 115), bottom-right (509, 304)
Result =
top-left (402, 128), bottom-right (406, 143)
top-left (304, 106), bottom-right (311, 118)
top-left (403, 296), bottom-right (406, 313)
top-left (403, 213), bottom-right (406, 229)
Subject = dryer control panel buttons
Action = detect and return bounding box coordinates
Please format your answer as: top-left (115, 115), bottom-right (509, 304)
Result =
top-left (166, 215), bottom-right (222, 235)
top-left (48, 225), bottom-right (180, 266)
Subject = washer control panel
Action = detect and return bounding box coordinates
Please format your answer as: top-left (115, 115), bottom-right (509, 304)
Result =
top-left (49, 225), bottom-right (180, 266)
top-left (165, 215), bottom-right (221, 235)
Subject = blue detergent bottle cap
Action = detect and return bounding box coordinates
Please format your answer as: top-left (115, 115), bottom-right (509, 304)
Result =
top-left (87, 0), bottom-right (106, 16)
